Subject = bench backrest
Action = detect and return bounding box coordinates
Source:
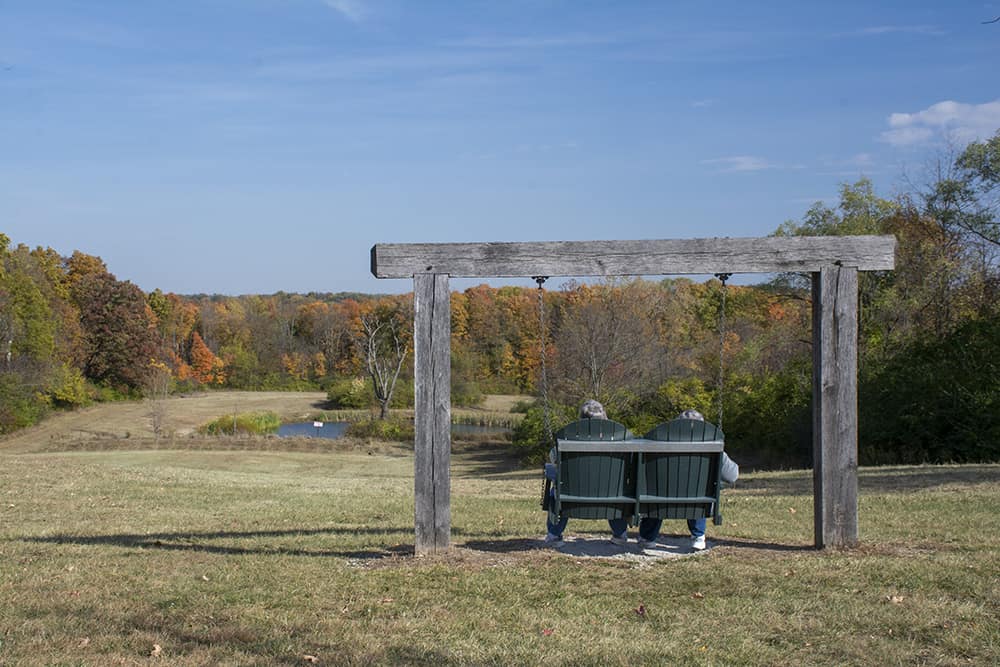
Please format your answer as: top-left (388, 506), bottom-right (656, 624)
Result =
top-left (553, 419), bottom-right (635, 521)
top-left (640, 418), bottom-right (724, 524)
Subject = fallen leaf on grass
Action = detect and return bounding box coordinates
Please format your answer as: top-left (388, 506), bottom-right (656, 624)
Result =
top-left (541, 628), bottom-right (554, 636)
top-left (788, 507), bottom-right (797, 514)
top-left (692, 592), bottom-right (705, 600)
top-left (634, 604), bottom-right (646, 617)
top-left (78, 638), bottom-right (90, 648)
top-left (302, 655), bottom-right (320, 664)
top-left (150, 644), bottom-right (162, 657)
top-left (886, 595), bottom-right (905, 604)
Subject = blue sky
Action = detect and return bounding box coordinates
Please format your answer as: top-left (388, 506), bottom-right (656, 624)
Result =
top-left (2, 1), bottom-right (998, 295)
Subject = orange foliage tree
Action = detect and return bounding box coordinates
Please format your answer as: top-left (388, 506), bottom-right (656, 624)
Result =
top-left (189, 331), bottom-right (226, 385)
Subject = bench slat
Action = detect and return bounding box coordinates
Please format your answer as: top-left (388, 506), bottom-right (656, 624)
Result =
top-left (559, 495), bottom-right (637, 504)
top-left (638, 495), bottom-right (717, 504)
top-left (558, 440), bottom-right (724, 453)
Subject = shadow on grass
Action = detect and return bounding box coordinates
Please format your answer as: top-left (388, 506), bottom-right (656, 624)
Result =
top-left (451, 443), bottom-right (537, 479)
top-left (21, 526), bottom-right (422, 560)
top-left (735, 464), bottom-right (1000, 497)
top-left (461, 534), bottom-right (814, 554)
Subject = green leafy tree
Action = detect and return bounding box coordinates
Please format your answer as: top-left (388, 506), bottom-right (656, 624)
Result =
top-left (924, 130), bottom-right (1000, 248)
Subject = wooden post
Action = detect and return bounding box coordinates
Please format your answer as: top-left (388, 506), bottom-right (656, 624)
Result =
top-left (413, 273), bottom-right (451, 554)
top-left (812, 266), bottom-right (859, 548)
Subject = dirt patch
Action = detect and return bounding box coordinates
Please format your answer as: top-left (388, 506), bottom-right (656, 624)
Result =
top-left (0, 391), bottom-right (332, 453)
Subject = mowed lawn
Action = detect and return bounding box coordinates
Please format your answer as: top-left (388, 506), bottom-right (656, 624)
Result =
top-left (1, 440), bottom-right (998, 666)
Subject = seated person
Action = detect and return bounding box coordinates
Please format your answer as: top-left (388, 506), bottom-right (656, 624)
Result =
top-left (636, 409), bottom-right (739, 551)
top-left (544, 399), bottom-right (639, 547)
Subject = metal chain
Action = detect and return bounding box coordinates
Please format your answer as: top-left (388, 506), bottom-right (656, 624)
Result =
top-left (715, 273), bottom-right (731, 430)
top-left (533, 276), bottom-right (554, 445)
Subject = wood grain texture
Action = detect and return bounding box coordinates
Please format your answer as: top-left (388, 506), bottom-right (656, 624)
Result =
top-left (413, 273), bottom-right (451, 554)
top-left (812, 267), bottom-right (860, 549)
top-left (371, 236), bottom-right (896, 278)
top-left (557, 440), bottom-right (724, 453)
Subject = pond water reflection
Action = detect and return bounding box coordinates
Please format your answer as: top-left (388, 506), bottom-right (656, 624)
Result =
top-left (277, 422), bottom-right (350, 439)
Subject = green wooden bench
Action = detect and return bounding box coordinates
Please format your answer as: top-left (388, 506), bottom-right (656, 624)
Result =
top-left (638, 418), bottom-right (725, 526)
top-left (546, 417), bottom-right (726, 529)
top-left (545, 418), bottom-right (635, 528)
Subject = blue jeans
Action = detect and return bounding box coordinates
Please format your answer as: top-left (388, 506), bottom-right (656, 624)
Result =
top-left (604, 517), bottom-right (706, 542)
top-left (688, 517), bottom-right (706, 538)
top-left (609, 517), bottom-right (662, 541)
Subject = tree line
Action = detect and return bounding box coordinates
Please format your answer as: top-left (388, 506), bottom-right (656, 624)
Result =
top-left (2, 132), bottom-right (997, 466)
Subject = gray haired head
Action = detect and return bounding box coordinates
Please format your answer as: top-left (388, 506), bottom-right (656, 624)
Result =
top-left (679, 409), bottom-right (705, 421)
top-left (579, 399), bottom-right (607, 420)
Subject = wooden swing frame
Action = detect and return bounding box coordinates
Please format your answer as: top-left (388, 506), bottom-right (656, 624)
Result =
top-left (370, 235), bottom-right (897, 554)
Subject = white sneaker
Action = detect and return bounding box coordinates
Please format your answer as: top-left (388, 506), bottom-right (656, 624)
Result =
top-left (691, 535), bottom-right (707, 551)
top-left (544, 533), bottom-right (564, 548)
top-left (637, 537), bottom-right (657, 549)
top-left (610, 533), bottom-right (628, 546)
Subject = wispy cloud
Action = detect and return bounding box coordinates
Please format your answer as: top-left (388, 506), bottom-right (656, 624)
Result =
top-left (701, 156), bottom-right (787, 172)
top-left (324, 0), bottom-right (369, 23)
top-left (257, 50), bottom-right (508, 81)
top-left (690, 99), bottom-right (714, 108)
top-left (442, 34), bottom-right (618, 50)
top-left (842, 25), bottom-right (945, 37)
top-left (880, 99), bottom-right (1000, 147)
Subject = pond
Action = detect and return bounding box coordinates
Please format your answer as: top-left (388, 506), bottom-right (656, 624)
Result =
top-left (277, 421), bottom-right (350, 439)
top-left (277, 422), bottom-right (511, 440)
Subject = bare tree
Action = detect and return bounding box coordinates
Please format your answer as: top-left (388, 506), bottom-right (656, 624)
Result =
top-left (145, 361), bottom-right (172, 439)
top-left (552, 280), bottom-right (660, 414)
top-left (359, 302), bottom-right (411, 420)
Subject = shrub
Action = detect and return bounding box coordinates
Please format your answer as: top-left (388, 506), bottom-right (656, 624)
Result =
top-left (46, 363), bottom-right (90, 408)
top-left (859, 315), bottom-right (1000, 464)
top-left (346, 417), bottom-right (414, 442)
top-left (510, 399), bottom-right (535, 414)
top-left (510, 402), bottom-right (575, 463)
top-left (199, 411), bottom-right (281, 436)
top-left (648, 377), bottom-right (715, 421)
top-left (452, 377), bottom-right (484, 408)
top-left (327, 377), bottom-right (373, 409)
top-left (0, 373), bottom-right (47, 434)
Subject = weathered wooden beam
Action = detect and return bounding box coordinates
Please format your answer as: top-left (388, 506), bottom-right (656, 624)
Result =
top-left (812, 267), bottom-right (860, 549)
top-left (372, 236), bottom-right (896, 278)
top-left (413, 273), bottom-right (451, 554)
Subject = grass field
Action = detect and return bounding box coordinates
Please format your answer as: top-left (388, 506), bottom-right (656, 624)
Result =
top-left (1, 397), bottom-right (998, 665)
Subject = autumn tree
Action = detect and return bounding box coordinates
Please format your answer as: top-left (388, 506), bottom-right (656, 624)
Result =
top-left (189, 331), bottom-right (226, 385)
top-left (72, 269), bottom-right (161, 391)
